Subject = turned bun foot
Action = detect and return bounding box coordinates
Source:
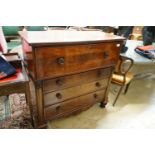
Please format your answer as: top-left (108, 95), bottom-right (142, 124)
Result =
top-left (100, 102), bottom-right (107, 108)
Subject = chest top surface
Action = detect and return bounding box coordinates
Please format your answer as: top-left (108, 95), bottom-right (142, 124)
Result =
top-left (19, 30), bottom-right (125, 46)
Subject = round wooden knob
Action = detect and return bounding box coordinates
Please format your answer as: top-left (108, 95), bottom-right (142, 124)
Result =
top-left (56, 93), bottom-right (62, 99)
top-left (95, 82), bottom-right (101, 87)
top-left (57, 57), bottom-right (65, 65)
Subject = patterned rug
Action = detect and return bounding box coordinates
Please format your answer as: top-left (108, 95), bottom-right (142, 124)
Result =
top-left (0, 94), bottom-right (33, 129)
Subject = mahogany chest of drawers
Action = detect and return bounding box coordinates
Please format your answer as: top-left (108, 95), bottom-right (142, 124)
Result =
top-left (19, 30), bottom-right (124, 128)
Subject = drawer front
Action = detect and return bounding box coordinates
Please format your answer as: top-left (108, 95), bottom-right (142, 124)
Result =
top-left (43, 67), bottom-right (112, 93)
top-left (44, 78), bottom-right (109, 107)
top-left (35, 42), bottom-right (122, 80)
top-left (44, 89), bottom-right (106, 120)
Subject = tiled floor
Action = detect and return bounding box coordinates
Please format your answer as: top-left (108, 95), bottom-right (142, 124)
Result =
top-left (48, 67), bottom-right (155, 129)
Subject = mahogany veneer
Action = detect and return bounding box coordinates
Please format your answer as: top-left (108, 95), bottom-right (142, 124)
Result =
top-left (19, 30), bottom-right (125, 128)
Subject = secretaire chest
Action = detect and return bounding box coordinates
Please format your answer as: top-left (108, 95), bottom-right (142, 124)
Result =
top-left (19, 30), bottom-right (125, 128)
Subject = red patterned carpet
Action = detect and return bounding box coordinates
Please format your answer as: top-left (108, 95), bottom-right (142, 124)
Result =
top-left (0, 94), bottom-right (33, 129)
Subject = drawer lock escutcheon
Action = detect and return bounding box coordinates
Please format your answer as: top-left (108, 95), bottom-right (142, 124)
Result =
top-left (94, 93), bottom-right (98, 99)
top-left (56, 106), bottom-right (61, 112)
top-left (56, 79), bottom-right (63, 86)
top-left (103, 52), bottom-right (109, 59)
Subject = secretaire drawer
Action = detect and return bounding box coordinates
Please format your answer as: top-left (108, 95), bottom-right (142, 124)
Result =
top-left (44, 78), bottom-right (109, 107)
top-left (43, 67), bottom-right (112, 93)
top-left (44, 89), bottom-right (106, 120)
top-left (35, 42), bottom-right (122, 80)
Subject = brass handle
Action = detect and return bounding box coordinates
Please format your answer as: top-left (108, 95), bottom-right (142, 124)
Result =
top-left (103, 52), bottom-right (109, 59)
top-left (57, 57), bottom-right (65, 65)
top-left (95, 82), bottom-right (101, 87)
top-left (56, 93), bottom-right (62, 99)
top-left (56, 79), bottom-right (63, 86)
top-left (94, 93), bottom-right (98, 99)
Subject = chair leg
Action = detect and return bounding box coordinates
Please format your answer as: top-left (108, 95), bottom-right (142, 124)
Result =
top-left (113, 85), bottom-right (124, 106)
top-left (124, 82), bottom-right (131, 94)
top-left (25, 84), bottom-right (34, 128)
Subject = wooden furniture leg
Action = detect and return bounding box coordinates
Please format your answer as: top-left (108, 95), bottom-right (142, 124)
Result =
top-left (100, 68), bottom-right (114, 108)
top-left (25, 82), bottom-right (34, 127)
top-left (35, 81), bottom-right (46, 128)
